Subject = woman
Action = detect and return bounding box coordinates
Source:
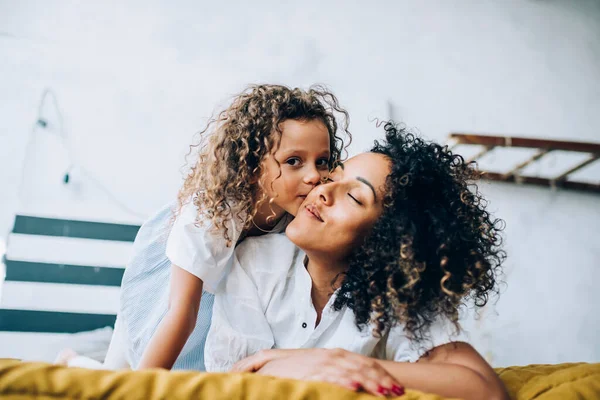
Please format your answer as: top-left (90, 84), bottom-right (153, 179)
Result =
top-left (204, 122), bottom-right (509, 400)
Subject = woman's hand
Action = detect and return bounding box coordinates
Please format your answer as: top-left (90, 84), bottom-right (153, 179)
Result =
top-left (239, 348), bottom-right (405, 397)
top-left (231, 349), bottom-right (303, 373)
top-left (299, 348), bottom-right (405, 397)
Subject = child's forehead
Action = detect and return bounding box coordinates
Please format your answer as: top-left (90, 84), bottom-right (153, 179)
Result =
top-left (279, 118), bottom-right (328, 135)
top-left (278, 119), bottom-right (330, 149)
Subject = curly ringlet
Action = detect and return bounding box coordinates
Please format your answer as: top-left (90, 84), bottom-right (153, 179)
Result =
top-left (333, 122), bottom-right (506, 344)
top-left (177, 84), bottom-right (351, 245)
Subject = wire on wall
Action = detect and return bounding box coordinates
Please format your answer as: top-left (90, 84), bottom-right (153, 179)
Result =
top-left (18, 88), bottom-right (147, 220)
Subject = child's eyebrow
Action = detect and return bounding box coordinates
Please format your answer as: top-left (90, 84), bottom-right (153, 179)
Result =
top-left (281, 148), bottom-right (330, 156)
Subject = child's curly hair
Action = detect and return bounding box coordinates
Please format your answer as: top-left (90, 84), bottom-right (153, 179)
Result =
top-left (178, 84), bottom-right (350, 245)
top-left (333, 122), bottom-right (505, 343)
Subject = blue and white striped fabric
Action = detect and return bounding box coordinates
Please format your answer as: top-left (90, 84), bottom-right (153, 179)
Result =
top-left (120, 202), bottom-right (214, 371)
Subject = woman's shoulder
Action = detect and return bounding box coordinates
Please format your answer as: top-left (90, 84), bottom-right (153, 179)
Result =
top-left (384, 315), bottom-right (470, 362)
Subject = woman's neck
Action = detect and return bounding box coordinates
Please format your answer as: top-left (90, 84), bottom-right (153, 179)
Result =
top-left (304, 252), bottom-right (348, 325)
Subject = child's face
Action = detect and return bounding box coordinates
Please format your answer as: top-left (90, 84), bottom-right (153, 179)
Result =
top-left (260, 118), bottom-right (331, 217)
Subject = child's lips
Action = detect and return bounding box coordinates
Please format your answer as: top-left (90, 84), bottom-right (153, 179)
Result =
top-left (298, 194), bottom-right (309, 205)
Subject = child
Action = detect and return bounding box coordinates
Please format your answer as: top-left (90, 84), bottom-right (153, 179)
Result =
top-left (57, 84), bottom-right (350, 370)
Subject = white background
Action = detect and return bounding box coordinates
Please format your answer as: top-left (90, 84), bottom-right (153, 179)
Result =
top-left (1, 0), bottom-right (599, 366)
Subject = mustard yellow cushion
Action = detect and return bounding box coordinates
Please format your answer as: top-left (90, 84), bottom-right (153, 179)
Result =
top-left (0, 359), bottom-right (449, 400)
top-left (496, 363), bottom-right (600, 400)
top-left (1, 358), bottom-right (599, 399)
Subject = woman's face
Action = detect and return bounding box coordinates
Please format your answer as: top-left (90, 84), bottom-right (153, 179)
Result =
top-left (286, 152), bottom-right (390, 261)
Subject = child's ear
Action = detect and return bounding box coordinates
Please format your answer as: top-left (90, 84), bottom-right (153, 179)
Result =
top-left (248, 168), bottom-right (261, 184)
top-left (250, 157), bottom-right (269, 185)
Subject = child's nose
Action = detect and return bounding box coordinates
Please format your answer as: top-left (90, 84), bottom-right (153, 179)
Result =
top-left (303, 167), bottom-right (321, 185)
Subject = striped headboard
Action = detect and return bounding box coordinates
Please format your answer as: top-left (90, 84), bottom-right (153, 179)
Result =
top-left (0, 215), bottom-right (140, 361)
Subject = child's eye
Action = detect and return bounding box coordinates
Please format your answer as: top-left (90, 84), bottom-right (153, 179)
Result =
top-left (348, 193), bottom-right (363, 205)
top-left (286, 158), bottom-right (302, 167)
top-left (316, 158), bottom-right (329, 169)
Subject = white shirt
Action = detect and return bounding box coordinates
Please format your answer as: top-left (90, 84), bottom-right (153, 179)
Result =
top-left (204, 234), bottom-right (469, 372)
top-left (165, 201), bottom-right (289, 292)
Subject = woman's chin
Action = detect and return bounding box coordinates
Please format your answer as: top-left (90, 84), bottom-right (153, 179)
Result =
top-left (285, 219), bottom-right (313, 248)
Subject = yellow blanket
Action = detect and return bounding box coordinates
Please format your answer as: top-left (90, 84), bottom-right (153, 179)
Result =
top-left (0, 359), bottom-right (598, 399)
top-left (496, 363), bottom-right (600, 400)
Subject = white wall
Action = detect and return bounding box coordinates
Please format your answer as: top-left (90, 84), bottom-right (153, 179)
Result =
top-left (1, 0), bottom-right (599, 366)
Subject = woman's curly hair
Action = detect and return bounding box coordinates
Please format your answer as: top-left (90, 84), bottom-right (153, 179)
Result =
top-left (333, 122), bottom-right (505, 344)
top-left (177, 84), bottom-right (350, 245)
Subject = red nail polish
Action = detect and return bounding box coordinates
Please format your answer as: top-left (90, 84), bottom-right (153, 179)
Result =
top-left (392, 385), bottom-right (405, 396)
top-left (377, 385), bottom-right (389, 395)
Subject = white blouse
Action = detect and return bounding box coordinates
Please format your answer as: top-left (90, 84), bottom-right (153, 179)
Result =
top-left (204, 233), bottom-right (469, 372)
top-left (165, 201), bottom-right (288, 292)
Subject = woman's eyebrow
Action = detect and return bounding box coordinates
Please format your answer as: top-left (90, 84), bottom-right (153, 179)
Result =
top-left (356, 177), bottom-right (377, 201)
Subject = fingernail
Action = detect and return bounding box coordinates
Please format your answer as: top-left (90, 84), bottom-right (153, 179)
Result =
top-left (377, 385), bottom-right (389, 395)
top-left (392, 385), bottom-right (405, 396)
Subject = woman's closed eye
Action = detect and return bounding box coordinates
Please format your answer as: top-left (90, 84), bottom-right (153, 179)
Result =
top-left (319, 175), bottom-right (364, 205)
top-left (348, 193), bottom-right (363, 205)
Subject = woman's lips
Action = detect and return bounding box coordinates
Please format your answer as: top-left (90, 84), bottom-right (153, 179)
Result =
top-left (305, 204), bottom-right (323, 222)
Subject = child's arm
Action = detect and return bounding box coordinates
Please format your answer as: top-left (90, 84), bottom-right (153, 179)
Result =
top-left (137, 264), bottom-right (202, 370)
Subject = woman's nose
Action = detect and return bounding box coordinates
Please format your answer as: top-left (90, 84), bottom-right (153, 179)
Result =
top-left (314, 183), bottom-right (332, 205)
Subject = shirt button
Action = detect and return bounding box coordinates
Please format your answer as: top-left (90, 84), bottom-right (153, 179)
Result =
top-left (302, 322), bottom-right (307, 328)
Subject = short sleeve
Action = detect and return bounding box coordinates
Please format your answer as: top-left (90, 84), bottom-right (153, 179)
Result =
top-left (165, 201), bottom-right (242, 292)
top-left (384, 318), bottom-right (470, 363)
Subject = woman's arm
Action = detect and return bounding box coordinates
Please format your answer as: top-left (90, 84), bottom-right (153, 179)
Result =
top-left (137, 264), bottom-right (203, 369)
top-left (238, 349), bottom-right (405, 397)
top-left (245, 344), bottom-right (507, 400)
top-left (376, 342), bottom-right (508, 400)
